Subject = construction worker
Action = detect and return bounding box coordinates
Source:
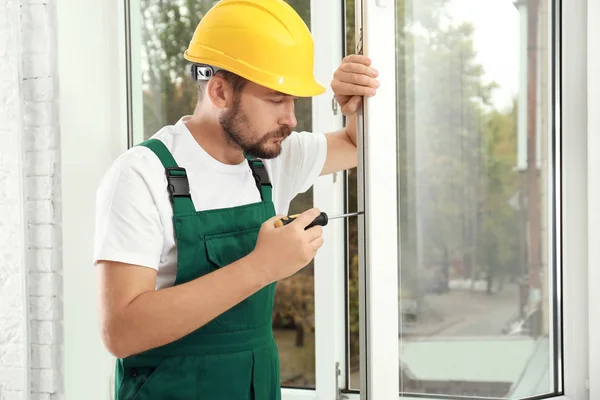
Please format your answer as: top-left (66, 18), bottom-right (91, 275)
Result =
top-left (93, 0), bottom-right (379, 399)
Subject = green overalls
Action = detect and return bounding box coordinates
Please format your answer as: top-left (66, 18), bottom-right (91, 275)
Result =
top-left (114, 139), bottom-right (281, 399)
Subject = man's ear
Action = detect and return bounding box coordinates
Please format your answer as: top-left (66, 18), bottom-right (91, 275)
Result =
top-left (206, 76), bottom-right (233, 109)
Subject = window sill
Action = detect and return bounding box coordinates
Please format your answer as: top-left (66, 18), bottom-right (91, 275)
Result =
top-left (282, 388), bottom-right (572, 400)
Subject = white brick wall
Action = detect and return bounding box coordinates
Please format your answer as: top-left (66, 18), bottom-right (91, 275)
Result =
top-left (0, 0), bottom-right (29, 398)
top-left (0, 0), bottom-right (63, 399)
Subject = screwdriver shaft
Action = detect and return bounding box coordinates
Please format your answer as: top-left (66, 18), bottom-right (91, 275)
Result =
top-left (328, 211), bottom-right (364, 220)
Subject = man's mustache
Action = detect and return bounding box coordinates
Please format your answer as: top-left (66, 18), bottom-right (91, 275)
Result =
top-left (272, 126), bottom-right (292, 139)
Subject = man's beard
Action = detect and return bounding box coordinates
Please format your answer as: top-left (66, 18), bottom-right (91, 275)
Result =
top-left (219, 97), bottom-right (292, 159)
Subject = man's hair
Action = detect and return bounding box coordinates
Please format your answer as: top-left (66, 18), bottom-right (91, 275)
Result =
top-left (192, 65), bottom-right (248, 101)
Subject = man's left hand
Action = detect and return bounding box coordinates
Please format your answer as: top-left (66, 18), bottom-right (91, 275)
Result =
top-left (331, 55), bottom-right (380, 116)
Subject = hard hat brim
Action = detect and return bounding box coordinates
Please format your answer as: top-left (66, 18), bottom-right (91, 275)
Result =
top-left (184, 51), bottom-right (326, 98)
top-left (274, 79), bottom-right (327, 98)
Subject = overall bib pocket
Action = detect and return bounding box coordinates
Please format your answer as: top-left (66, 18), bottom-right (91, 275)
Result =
top-left (205, 226), bottom-right (260, 270)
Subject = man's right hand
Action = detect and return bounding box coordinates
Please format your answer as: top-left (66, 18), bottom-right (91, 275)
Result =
top-left (251, 208), bottom-right (324, 284)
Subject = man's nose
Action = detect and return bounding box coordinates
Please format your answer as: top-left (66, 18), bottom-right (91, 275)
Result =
top-left (279, 103), bottom-right (297, 128)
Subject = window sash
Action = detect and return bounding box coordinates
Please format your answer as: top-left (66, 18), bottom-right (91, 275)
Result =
top-left (349, 0), bottom-right (588, 399)
top-left (355, 0), bottom-right (401, 398)
top-left (281, 0), bottom-right (347, 399)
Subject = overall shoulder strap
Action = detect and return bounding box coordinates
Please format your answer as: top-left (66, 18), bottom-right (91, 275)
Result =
top-left (245, 154), bottom-right (272, 202)
top-left (138, 139), bottom-right (196, 215)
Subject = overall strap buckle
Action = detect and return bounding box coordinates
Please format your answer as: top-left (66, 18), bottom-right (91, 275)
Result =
top-left (247, 158), bottom-right (272, 200)
top-left (137, 138), bottom-right (195, 215)
top-left (165, 167), bottom-right (191, 198)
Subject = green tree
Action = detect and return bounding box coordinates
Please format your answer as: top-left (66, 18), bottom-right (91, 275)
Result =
top-left (478, 104), bottom-right (521, 293)
top-left (140, 0), bottom-right (210, 137)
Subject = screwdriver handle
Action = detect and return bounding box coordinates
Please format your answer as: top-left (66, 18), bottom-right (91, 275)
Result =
top-left (274, 212), bottom-right (329, 229)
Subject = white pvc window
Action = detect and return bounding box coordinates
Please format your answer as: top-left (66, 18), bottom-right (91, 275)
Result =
top-left (339, 0), bottom-right (588, 399)
top-left (352, 0), bottom-right (565, 397)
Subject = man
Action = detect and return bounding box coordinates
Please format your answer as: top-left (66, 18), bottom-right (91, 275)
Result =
top-left (94, 0), bottom-right (379, 399)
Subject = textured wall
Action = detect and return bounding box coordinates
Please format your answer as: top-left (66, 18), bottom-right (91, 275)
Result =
top-left (0, 1), bottom-right (63, 399)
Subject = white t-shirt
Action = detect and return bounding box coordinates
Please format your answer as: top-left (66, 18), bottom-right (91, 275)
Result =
top-left (93, 116), bottom-right (327, 289)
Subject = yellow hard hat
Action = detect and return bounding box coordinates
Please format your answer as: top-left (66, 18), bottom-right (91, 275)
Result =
top-left (183, 0), bottom-right (326, 97)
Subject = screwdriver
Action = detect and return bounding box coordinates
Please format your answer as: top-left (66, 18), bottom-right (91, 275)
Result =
top-left (274, 211), bottom-right (363, 229)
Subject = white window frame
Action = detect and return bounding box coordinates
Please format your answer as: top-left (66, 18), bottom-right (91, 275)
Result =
top-left (561, 0), bottom-right (591, 398)
top-left (126, 0), bottom-right (144, 147)
top-left (56, 0), bottom-right (128, 398)
top-left (309, 0), bottom-right (348, 400)
top-left (588, 1), bottom-right (600, 400)
top-left (354, 0), bottom-right (400, 399)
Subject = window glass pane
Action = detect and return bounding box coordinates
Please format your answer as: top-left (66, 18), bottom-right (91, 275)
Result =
top-left (138, 0), bottom-right (203, 140)
top-left (394, 0), bottom-right (556, 398)
top-left (135, 0), bottom-right (315, 389)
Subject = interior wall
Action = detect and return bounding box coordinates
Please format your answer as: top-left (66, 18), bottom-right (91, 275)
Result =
top-left (0, 0), bottom-right (63, 398)
top-left (0, 0), bottom-right (29, 397)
